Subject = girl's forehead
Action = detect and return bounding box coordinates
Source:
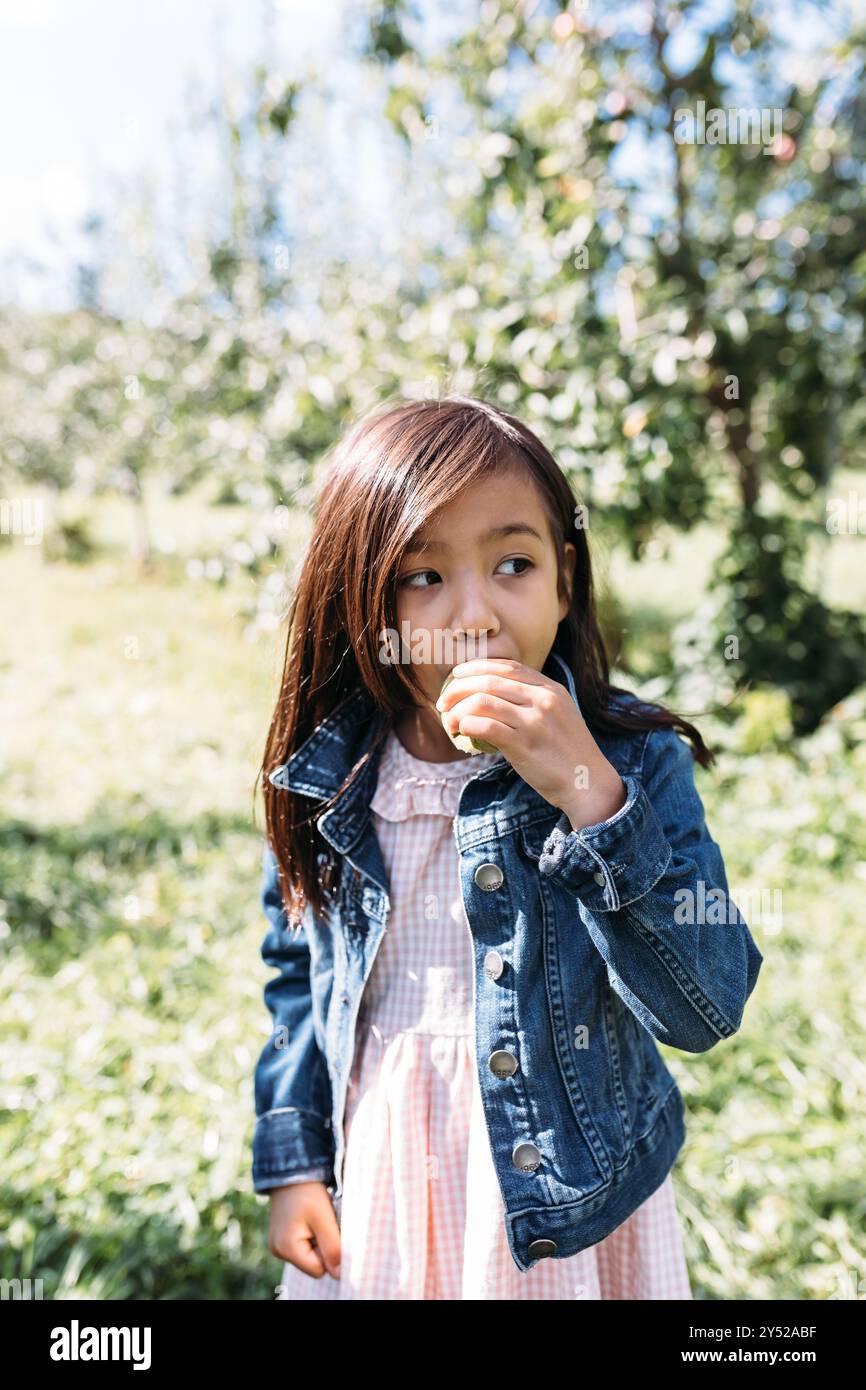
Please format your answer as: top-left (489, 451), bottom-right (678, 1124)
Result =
top-left (418, 469), bottom-right (554, 541)
top-left (431, 464), bottom-right (546, 517)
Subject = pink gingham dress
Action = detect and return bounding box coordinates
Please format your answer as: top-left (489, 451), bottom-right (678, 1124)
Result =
top-left (277, 727), bottom-right (692, 1300)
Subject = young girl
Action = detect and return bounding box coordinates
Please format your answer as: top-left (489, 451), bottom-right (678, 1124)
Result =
top-left (252, 394), bottom-right (763, 1301)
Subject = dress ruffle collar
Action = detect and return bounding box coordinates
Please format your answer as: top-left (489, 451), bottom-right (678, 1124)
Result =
top-left (370, 727), bottom-right (501, 821)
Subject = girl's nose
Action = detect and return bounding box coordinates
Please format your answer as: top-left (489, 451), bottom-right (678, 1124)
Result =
top-left (450, 587), bottom-right (500, 641)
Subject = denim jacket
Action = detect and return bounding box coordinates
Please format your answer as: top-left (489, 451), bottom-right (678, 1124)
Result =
top-left (252, 651), bottom-right (763, 1272)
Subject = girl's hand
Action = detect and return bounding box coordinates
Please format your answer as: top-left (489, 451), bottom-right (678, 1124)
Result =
top-left (268, 1181), bottom-right (342, 1280)
top-left (436, 657), bottom-right (627, 831)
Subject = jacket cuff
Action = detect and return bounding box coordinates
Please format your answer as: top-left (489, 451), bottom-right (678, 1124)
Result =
top-left (252, 1106), bottom-right (335, 1193)
top-left (264, 1167), bottom-right (334, 1188)
top-left (537, 773), bottom-right (673, 912)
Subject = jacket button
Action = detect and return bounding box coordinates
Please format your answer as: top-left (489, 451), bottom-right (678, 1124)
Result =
top-left (488, 1049), bottom-right (519, 1078)
top-left (593, 871), bottom-right (605, 886)
top-left (475, 862), bottom-right (504, 891)
top-left (512, 1140), bottom-right (542, 1172)
top-left (484, 949), bottom-right (505, 980)
top-left (527, 1238), bottom-right (557, 1260)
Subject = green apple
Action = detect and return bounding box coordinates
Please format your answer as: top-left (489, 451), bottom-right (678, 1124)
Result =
top-left (438, 671), bottom-right (499, 754)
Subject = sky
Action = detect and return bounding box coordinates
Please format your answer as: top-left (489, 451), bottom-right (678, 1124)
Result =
top-left (0, 0), bottom-right (348, 308)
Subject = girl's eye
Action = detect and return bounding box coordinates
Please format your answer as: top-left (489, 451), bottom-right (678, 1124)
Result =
top-left (498, 556), bottom-right (533, 577)
top-left (399, 569), bottom-right (440, 589)
top-left (398, 558), bottom-right (534, 588)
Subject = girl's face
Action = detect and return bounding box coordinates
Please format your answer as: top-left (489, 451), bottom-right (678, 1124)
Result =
top-left (394, 465), bottom-right (576, 730)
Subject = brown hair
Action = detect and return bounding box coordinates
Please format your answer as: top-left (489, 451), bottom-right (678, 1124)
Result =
top-left (258, 393), bottom-right (716, 929)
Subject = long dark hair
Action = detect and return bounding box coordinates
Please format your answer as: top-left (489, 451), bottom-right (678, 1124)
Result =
top-left (258, 394), bottom-right (715, 929)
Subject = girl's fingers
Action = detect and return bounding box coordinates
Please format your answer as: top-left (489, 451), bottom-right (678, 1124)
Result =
top-left (436, 671), bottom-right (534, 713)
top-left (279, 1216), bottom-right (341, 1279)
top-left (309, 1207), bottom-right (342, 1280)
top-left (441, 692), bottom-right (522, 740)
top-left (285, 1223), bottom-right (328, 1278)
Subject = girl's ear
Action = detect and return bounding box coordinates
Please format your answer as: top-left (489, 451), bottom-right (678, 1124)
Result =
top-left (559, 542), bottom-right (577, 617)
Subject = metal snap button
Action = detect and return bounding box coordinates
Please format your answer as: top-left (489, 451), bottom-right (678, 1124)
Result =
top-left (527, 1238), bottom-right (557, 1260)
top-left (474, 862), bottom-right (504, 891)
top-left (593, 871), bottom-right (605, 886)
top-left (483, 949), bottom-right (505, 980)
top-left (512, 1140), bottom-right (542, 1172)
top-left (488, 1049), bottom-right (519, 1079)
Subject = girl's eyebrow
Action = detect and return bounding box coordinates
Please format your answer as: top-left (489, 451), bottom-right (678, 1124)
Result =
top-left (405, 523), bottom-right (544, 555)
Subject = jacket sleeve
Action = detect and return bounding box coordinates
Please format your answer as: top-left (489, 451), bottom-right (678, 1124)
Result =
top-left (536, 725), bottom-right (763, 1054)
top-left (252, 840), bottom-right (336, 1193)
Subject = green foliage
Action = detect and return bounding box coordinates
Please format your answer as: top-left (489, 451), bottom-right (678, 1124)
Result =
top-left (735, 689), bottom-right (794, 755)
top-left (363, 0), bottom-right (419, 64)
top-left (713, 513), bottom-right (866, 733)
top-left (42, 515), bottom-right (98, 565)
